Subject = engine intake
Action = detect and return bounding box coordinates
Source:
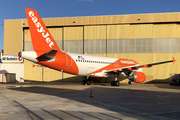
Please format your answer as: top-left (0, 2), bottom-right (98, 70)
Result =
top-left (128, 72), bottom-right (146, 83)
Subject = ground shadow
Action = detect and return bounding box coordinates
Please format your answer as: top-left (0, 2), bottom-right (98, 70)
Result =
top-left (8, 84), bottom-right (180, 120)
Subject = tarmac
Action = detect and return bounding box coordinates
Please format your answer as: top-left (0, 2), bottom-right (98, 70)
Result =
top-left (0, 82), bottom-right (180, 120)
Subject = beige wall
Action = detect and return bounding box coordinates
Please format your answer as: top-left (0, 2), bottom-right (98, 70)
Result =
top-left (4, 19), bottom-right (23, 55)
top-left (20, 12), bottom-right (180, 27)
top-left (64, 27), bottom-right (83, 40)
top-left (153, 24), bottom-right (177, 38)
top-left (84, 25), bottom-right (106, 40)
top-left (24, 60), bottom-right (42, 81)
top-left (48, 28), bottom-right (63, 40)
top-left (107, 24), bottom-right (129, 39)
top-left (130, 24), bottom-right (153, 38)
top-left (43, 67), bottom-right (62, 82)
top-left (24, 29), bottom-right (31, 41)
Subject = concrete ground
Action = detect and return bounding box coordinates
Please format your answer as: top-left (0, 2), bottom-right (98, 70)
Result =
top-left (0, 82), bottom-right (180, 120)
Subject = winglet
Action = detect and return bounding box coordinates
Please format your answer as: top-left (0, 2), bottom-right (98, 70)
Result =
top-left (172, 57), bottom-right (176, 64)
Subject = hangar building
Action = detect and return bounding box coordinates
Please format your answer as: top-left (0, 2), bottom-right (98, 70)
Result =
top-left (3, 12), bottom-right (180, 83)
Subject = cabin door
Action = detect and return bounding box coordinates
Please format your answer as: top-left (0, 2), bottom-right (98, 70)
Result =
top-left (66, 54), bottom-right (72, 67)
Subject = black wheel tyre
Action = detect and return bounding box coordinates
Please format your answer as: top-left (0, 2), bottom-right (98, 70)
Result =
top-left (82, 80), bottom-right (86, 85)
top-left (87, 80), bottom-right (91, 85)
top-left (111, 81), bottom-right (114, 86)
top-left (116, 81), bottom-right (119, 86)
top-left (128, 81), bottom-right (132, 85)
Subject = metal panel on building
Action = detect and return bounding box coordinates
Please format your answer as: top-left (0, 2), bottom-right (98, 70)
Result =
top-left (153, 24), bottom-right (177, 38)
top-left (64, 27), bottom-right (83, 54)
top-left (24, 59), bottom-right (42, 81)
top-left (84, 25), bottom-right (106, 40)
top-left (130, 24), bottom-right (153, 39)
top-left (107, 25), bottom-right (130, 39)
top-left (48, 28), bottom-right (63, 49)
top-left (4, 20), bottom-right (23, 55)
top-left (43, 67), bottom-right (62, 82)
top-left (84, 25), bottom-right (106, 55)
top-left (24, 29), bottom-right (31, 41)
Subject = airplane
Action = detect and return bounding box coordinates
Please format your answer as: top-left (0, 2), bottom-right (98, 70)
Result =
top-left (18, 7), bottom-right (176, 86)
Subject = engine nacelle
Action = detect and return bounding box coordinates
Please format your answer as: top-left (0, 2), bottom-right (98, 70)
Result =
top-left (128, 72), bottom-right (146, 83)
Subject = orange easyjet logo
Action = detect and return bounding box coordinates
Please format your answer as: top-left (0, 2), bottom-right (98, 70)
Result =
top-left (28, 11), bottom-right (54, 48)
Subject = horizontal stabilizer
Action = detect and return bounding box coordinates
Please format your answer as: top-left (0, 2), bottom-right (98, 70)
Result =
top-left (36, 49), bottom-right (58, 62)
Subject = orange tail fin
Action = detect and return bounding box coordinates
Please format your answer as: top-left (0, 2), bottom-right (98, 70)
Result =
top-left (25, 8), bottom-right (61, 55)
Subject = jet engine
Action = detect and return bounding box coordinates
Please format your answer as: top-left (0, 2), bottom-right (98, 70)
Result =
top-left (128, 72), bottom-right (146, 83)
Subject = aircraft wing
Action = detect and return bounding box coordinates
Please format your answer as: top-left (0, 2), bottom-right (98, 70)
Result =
top-left (105, 57), bottom-right (176, 73)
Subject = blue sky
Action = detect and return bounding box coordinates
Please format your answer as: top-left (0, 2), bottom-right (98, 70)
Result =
top-left (1, 0), bottom-right (180, 50)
